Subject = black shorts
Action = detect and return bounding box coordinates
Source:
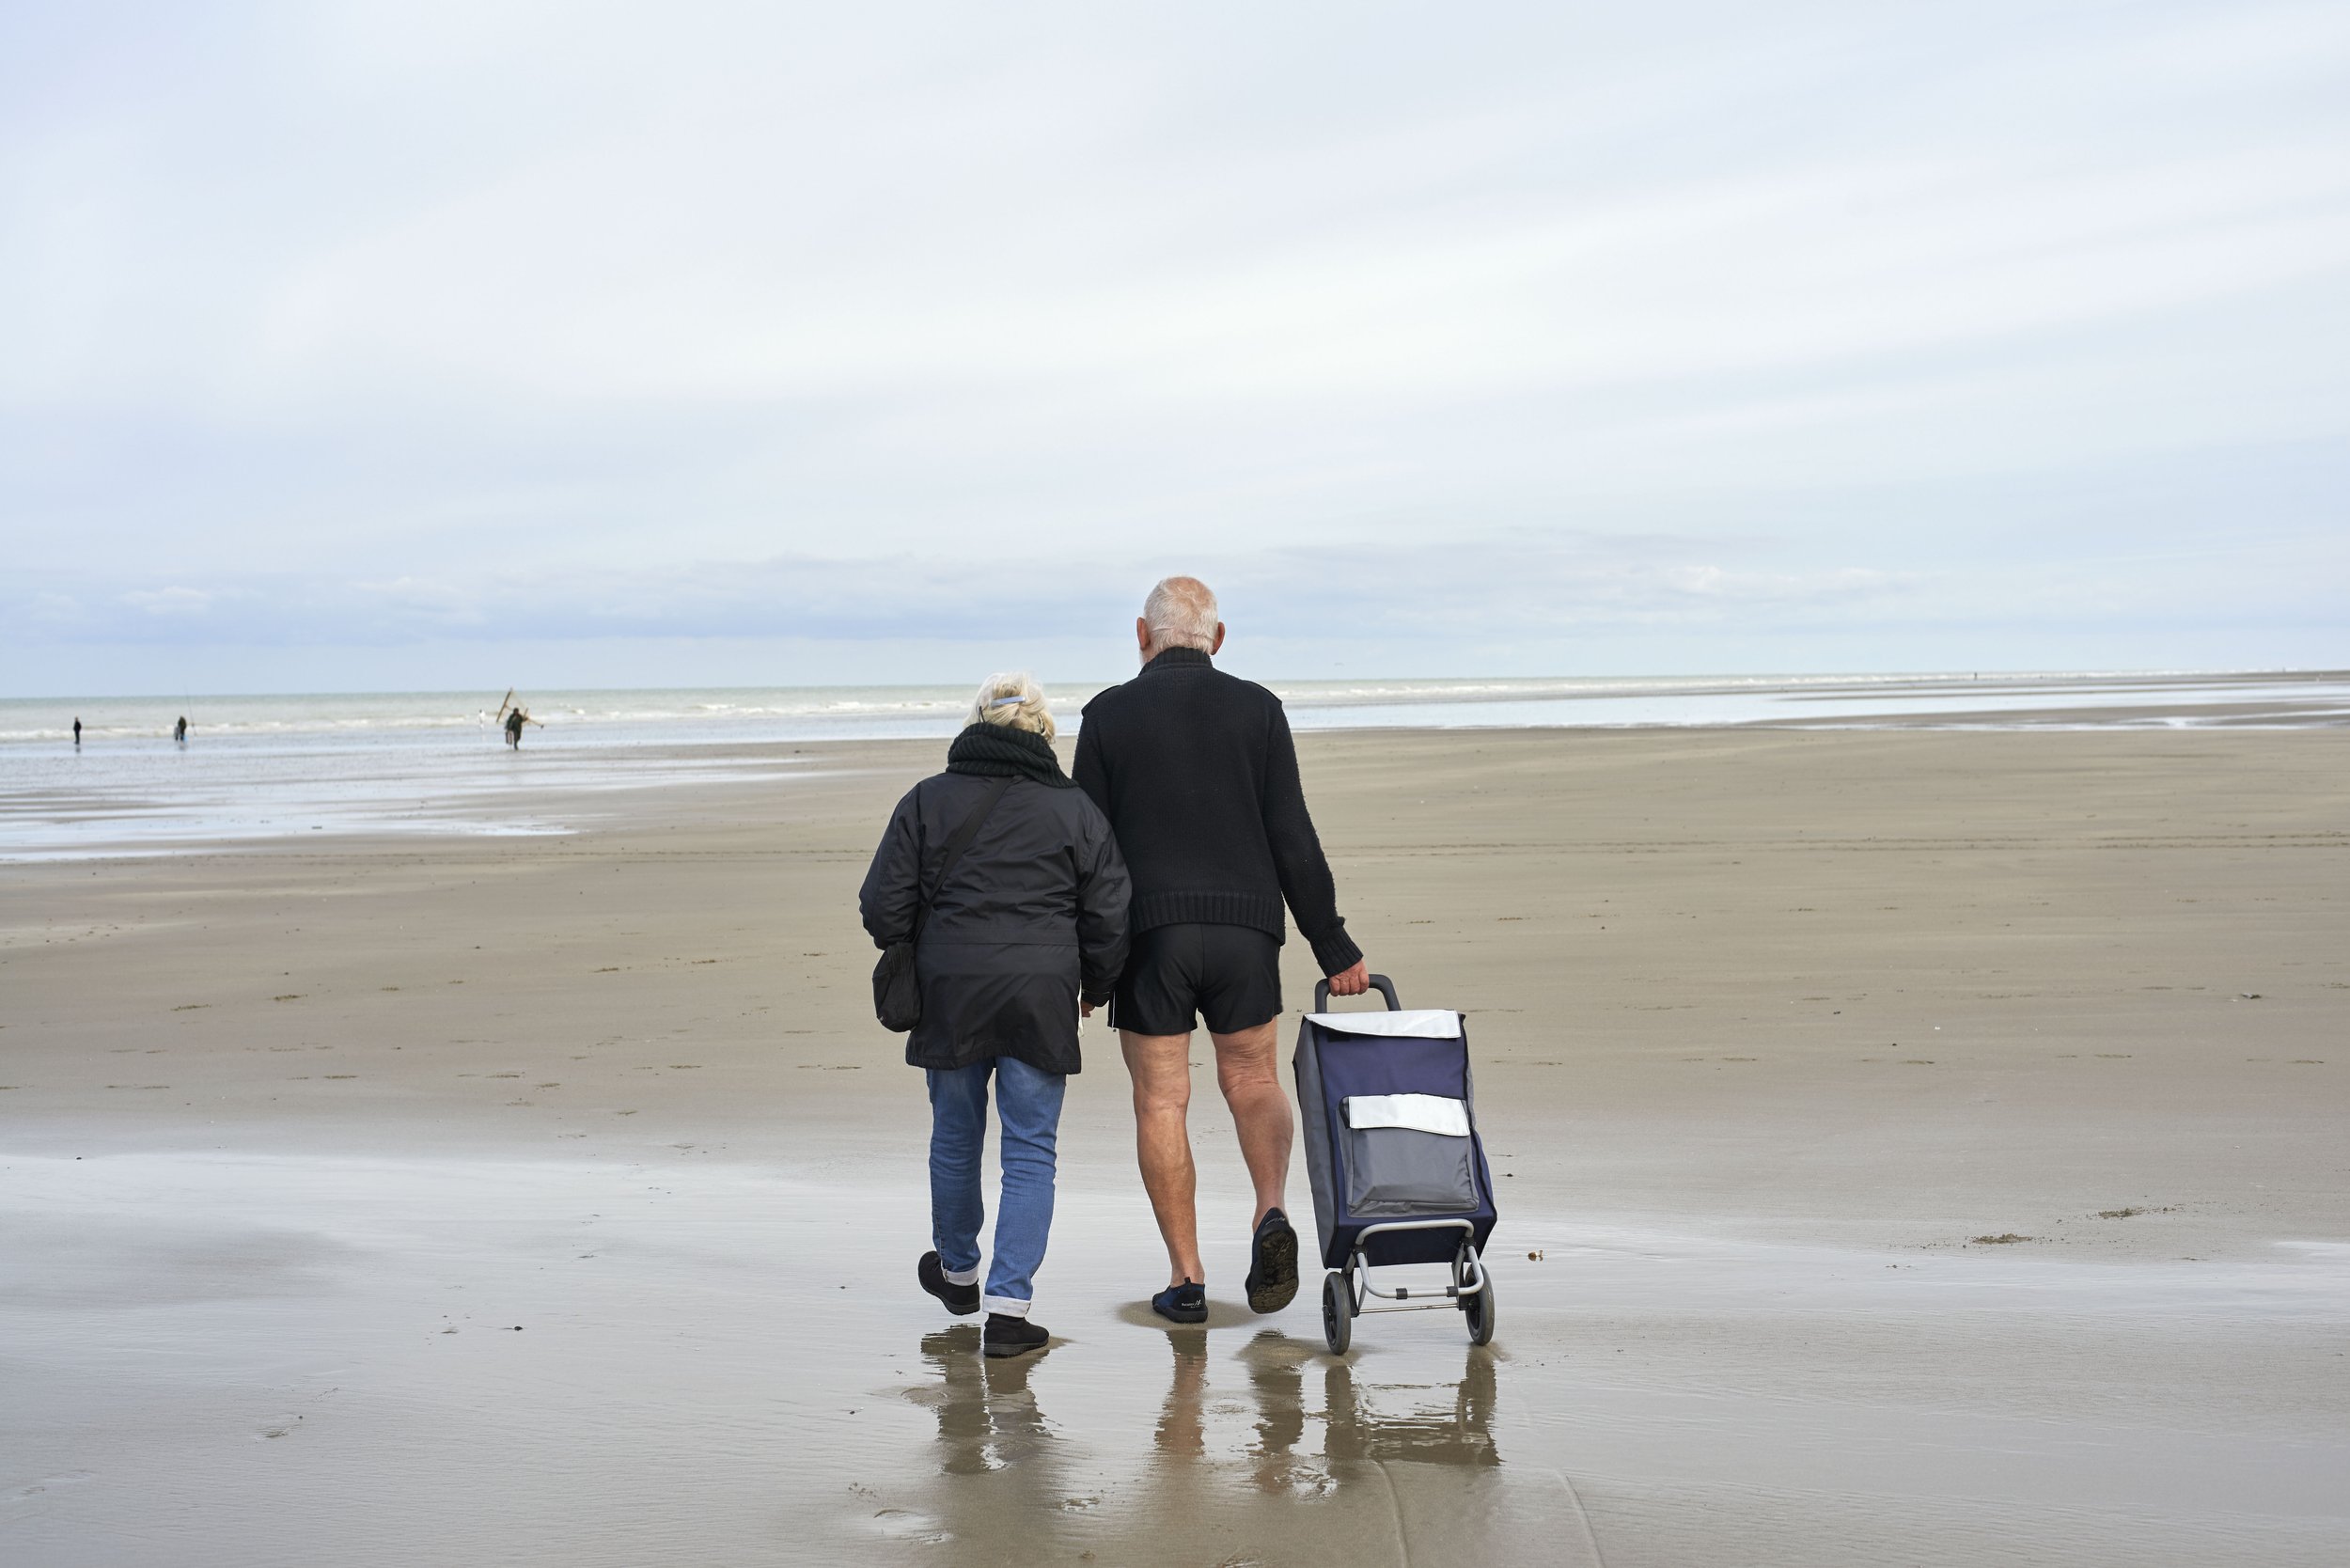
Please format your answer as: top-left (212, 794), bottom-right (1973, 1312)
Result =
top-left (1110, 923), bottom-right (1283, 1036)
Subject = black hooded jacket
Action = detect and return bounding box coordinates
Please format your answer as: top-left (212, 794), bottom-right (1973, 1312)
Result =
top-left (859, 724), bottom-right (1131, 1074)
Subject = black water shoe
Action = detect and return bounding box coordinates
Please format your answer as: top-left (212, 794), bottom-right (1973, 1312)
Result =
top-left (1152, 1278), bottom-right (1208, 1325)
top-left (918, 1250), bottom-right (979, 1316)
top-left (982, 1312), bottom-right (1048, 1358)
top-left (1246, 1207), bottom-right (1300, 1313)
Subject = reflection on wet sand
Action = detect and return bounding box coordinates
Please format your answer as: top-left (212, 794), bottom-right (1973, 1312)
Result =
top-left (891, 1328), bottom-right (1593, 1565)
top-left (911, 1327), bottom-right (1058, 1478)
top-left (885, 1326), bottom-right (1070, 1546)
top-left (1321, 1341), bottom-right (1500, 1471)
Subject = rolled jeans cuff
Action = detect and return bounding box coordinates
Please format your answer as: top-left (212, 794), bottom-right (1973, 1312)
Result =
top-left (941, 1263), bottom-right (980, 1287)
top-left (981, 1294), bottom-right (1030, 1318)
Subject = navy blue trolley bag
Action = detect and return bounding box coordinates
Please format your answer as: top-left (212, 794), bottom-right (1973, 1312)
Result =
top-left (1293, 974), bottom-right (1497, 1354)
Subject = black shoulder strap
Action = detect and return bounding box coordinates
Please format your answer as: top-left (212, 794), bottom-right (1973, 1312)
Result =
top-left (912, 775), bottom-right (1013, 941)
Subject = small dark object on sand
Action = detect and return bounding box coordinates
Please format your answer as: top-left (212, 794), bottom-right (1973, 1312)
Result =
top-left (1970, 1233), bottom-right (2030, 1245)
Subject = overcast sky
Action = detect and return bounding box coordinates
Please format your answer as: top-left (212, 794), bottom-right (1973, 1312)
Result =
top-left (5, 0), bottom-right (2346, 694)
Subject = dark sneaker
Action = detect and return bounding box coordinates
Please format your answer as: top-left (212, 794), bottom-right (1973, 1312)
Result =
top-left (982, 1312), bottom-right (1048, 1358)
top-left (1152, 1278), bottom-right (1208, 1325)
top-left (918, 1250), bottom-right (979, 1316)
top-left (1245, 1208), bottom-right (1300, 1314)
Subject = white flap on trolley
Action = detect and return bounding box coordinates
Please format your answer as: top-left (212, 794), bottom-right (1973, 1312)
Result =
top-left (1307, 1008), bottom-right (1462, 1040)
top-left (1343, 1093), bottom-right (1472, 1137)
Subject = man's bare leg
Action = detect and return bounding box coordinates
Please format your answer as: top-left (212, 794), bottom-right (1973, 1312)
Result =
top-left (1210, 1020), bottom-right (1291, 1227)
top-left (1121, 1030), bottom-right (1204, 1287)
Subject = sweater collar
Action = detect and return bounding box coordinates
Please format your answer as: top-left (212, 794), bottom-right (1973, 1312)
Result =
top-left (946, 722), bottom-right (1074, 787)
top-left (1141, 646), bottom-right (1214, 674)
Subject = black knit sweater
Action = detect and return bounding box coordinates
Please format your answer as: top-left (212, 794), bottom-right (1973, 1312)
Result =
top-left (1073, 648), bottom-right (1362, 977)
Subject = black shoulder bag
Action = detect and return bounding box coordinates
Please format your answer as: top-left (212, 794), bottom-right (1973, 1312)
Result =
top-left (872, 775), bottom-right (1012, 1032)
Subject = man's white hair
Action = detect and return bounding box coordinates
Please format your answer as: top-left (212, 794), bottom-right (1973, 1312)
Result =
top-left (966, 671), bottom-right (1056, 741)
top-left (1142, 575), bottom-right (1219, 654)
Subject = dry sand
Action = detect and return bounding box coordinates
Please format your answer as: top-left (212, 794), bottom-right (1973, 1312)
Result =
top-left (4, 728), bottom-right (2346, 1565)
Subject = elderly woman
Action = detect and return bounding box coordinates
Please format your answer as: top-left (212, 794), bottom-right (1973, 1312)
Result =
top-left (859, 674), bottom-right (1130, 1356)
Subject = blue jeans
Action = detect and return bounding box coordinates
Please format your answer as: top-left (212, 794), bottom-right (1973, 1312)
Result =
top-left (928, 1056), bottom-right (1066, 1318)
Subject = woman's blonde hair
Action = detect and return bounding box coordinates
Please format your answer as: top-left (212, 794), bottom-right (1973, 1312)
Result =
top-left (966, 671), bottom-right (1056, 740)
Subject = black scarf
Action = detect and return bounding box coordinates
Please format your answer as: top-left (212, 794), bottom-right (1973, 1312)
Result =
top-left (945, 723), bottom-right (1074, 788)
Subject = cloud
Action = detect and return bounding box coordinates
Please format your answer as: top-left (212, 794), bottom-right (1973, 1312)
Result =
top-left (2, 2), bottom-right (2346, 685)
top-left (0, 532), bottom-right (2142, 652)
top-left (119, 586), bottom-right (217, 617)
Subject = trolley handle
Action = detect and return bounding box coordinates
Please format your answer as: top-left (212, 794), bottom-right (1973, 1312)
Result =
top-left (1314, 972), bottom-right (1401, 1011)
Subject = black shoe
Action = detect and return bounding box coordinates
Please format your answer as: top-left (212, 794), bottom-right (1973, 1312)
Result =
top-left (1152, 1278), bottom-right (1208, 1325)
top-left (982, 1312), bottom-right (1048, 1358)
top-left (1246, 1207), bottom-right (1300, 1314)
top-left (918, 1250), bottom-right (979, 1316)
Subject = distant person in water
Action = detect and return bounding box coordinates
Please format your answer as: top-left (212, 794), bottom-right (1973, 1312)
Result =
top-left (505, 708), bottom-right (525, 749)
top-left (72, 717), bottom-right (81, 746)
top-left (174, 716), bottom-right (187, 744)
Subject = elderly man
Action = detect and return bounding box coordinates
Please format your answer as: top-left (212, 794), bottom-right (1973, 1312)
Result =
top-left (1074, 576), bottom-right (1371, 1323)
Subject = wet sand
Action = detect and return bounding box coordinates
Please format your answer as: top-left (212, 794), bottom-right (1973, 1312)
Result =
top-left (4, 729), bottom-right (2346, 1565)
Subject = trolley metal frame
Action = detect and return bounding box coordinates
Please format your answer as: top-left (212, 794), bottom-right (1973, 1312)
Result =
top-left (1322, 1217), bottom-right (1496, 1353)
top-left (1340, 1219), bottom-right (1488, 1312)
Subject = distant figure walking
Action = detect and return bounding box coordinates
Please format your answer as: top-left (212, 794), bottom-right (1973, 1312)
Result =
top-left (174, 715), bottom-right (188, 744)
top-left (495, 689), bottom-right (542, 749)
top-left (72, 717), bottom-right (82, 746)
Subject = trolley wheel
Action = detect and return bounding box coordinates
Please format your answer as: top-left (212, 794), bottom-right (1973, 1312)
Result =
top-left (1463, 1269), bottom-right (1496, 1346)
top-left (1322, 1270), bottom-right (1353, 1355)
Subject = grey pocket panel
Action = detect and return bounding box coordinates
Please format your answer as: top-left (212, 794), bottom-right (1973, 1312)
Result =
top-left (1344, 1127), bottom-right (1477, 1215)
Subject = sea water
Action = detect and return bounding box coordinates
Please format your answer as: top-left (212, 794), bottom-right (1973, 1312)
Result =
top-left (3, 671), bottom-right (2342, 858)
